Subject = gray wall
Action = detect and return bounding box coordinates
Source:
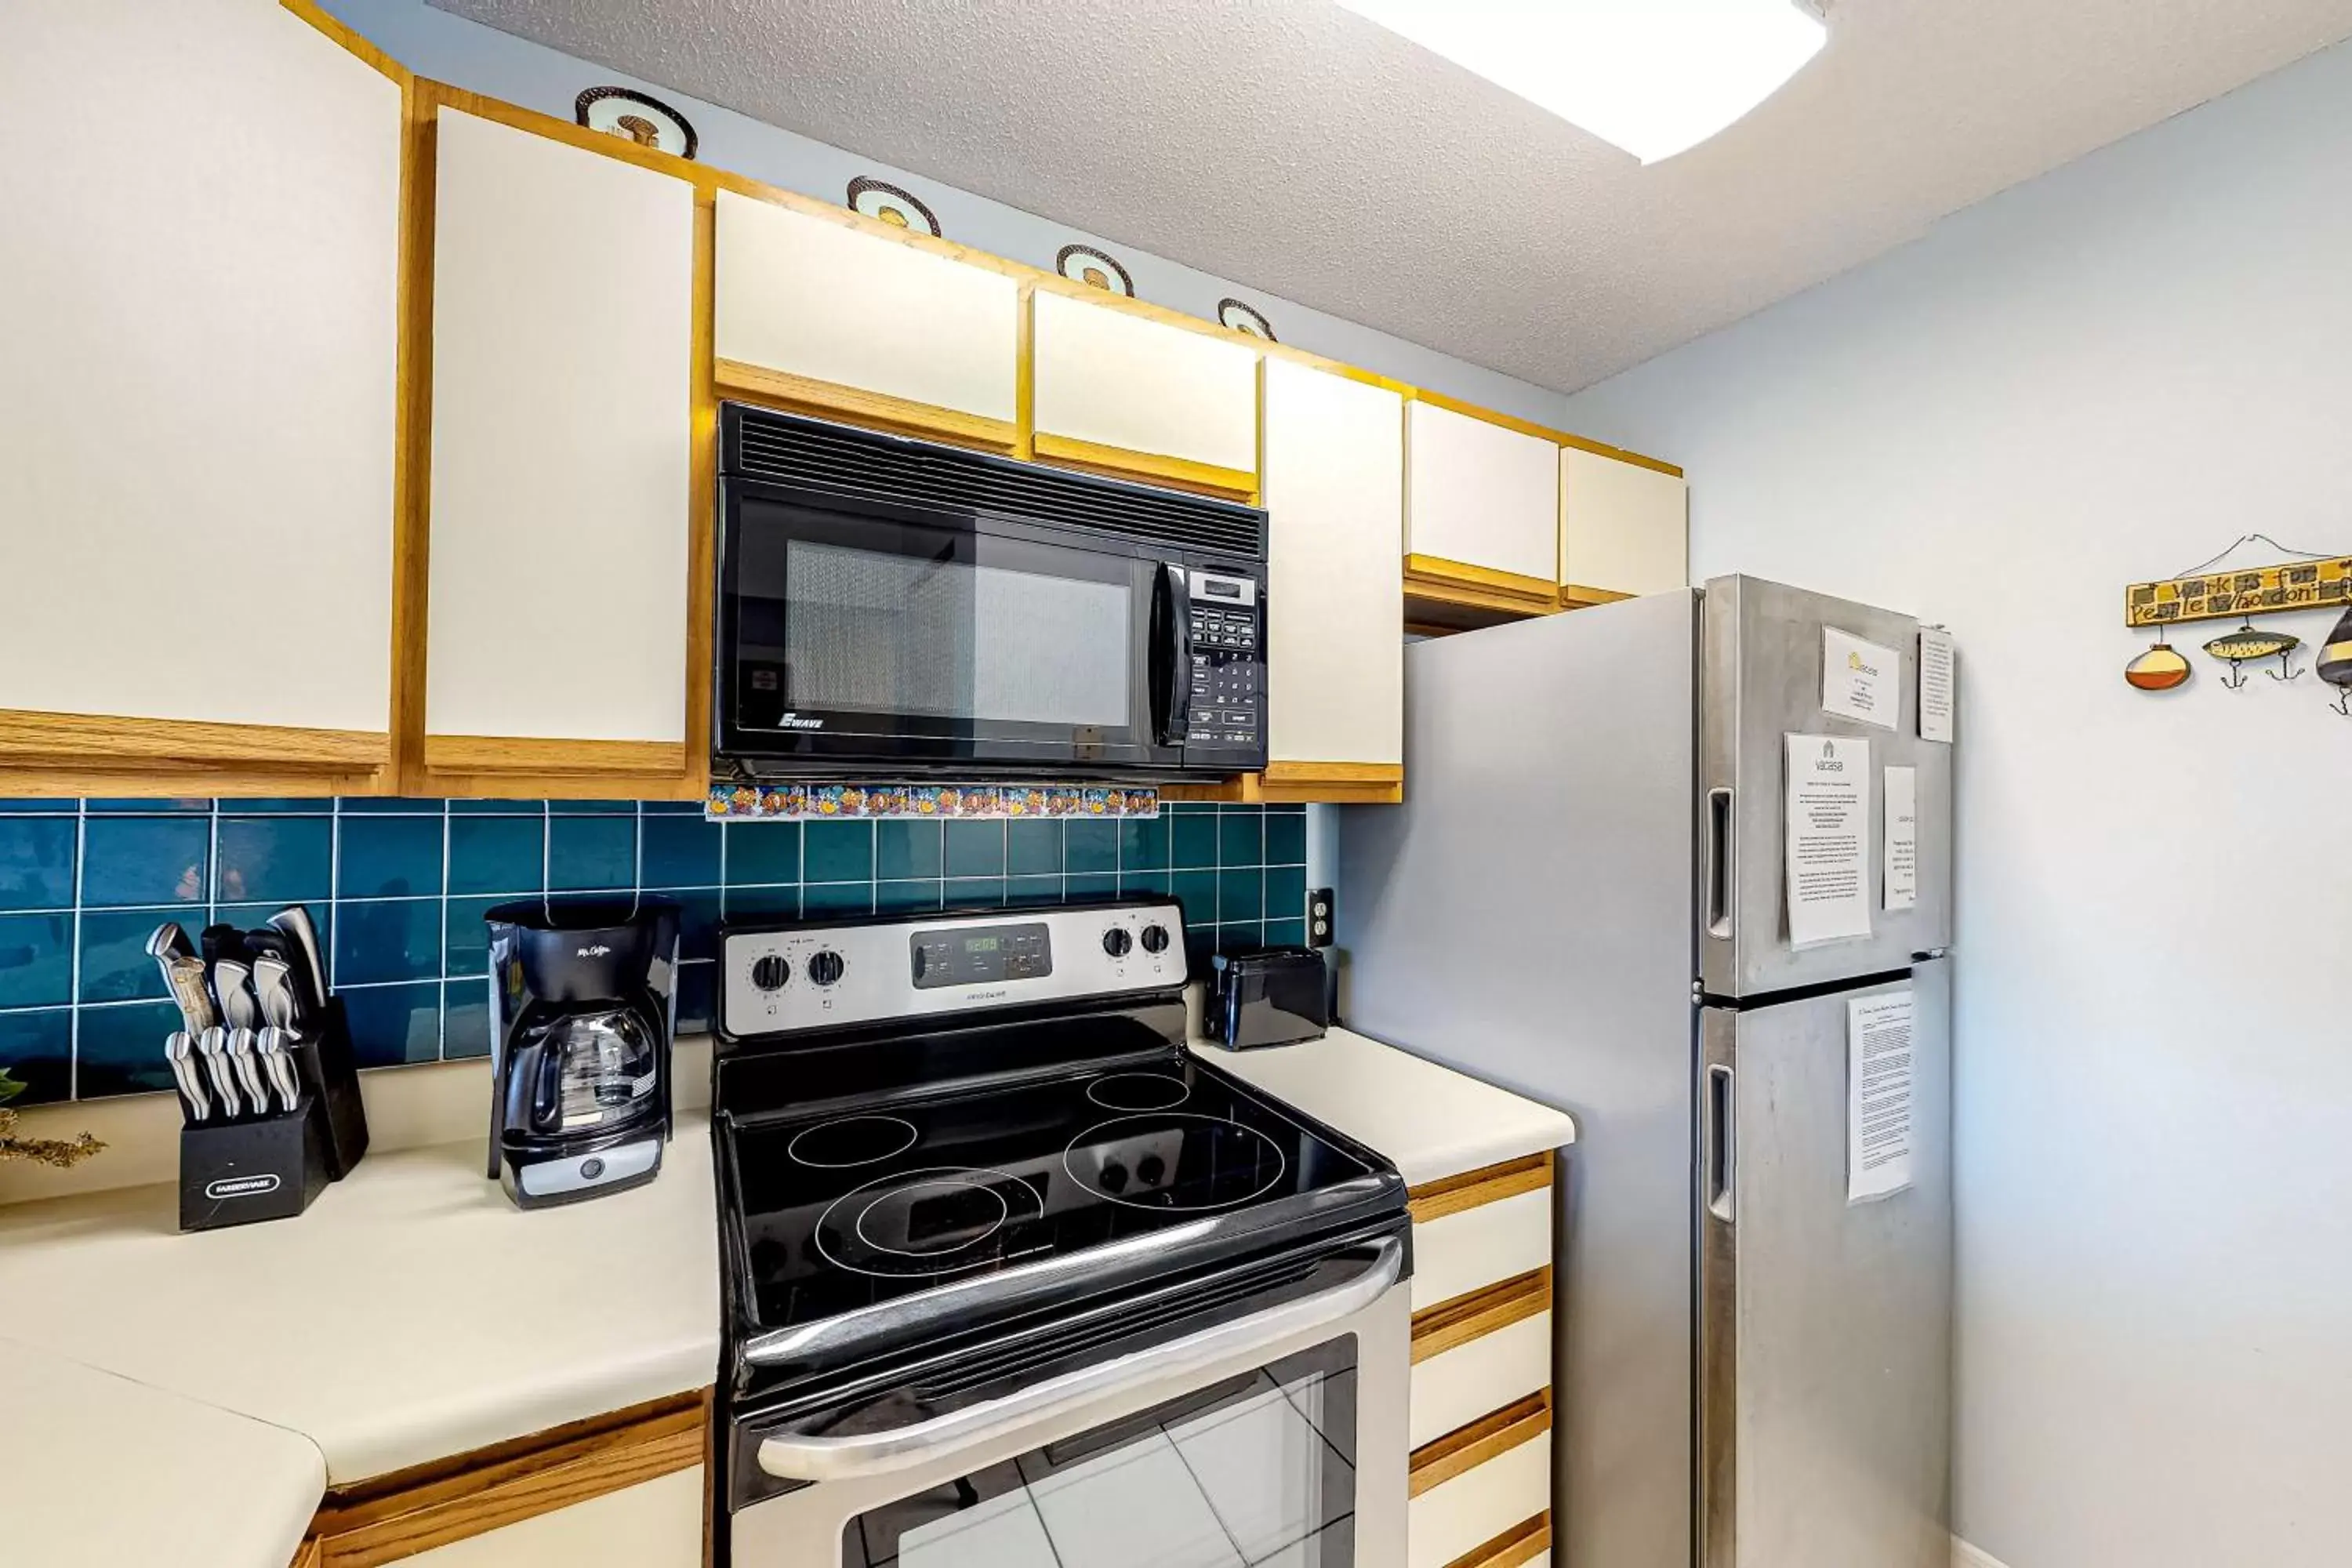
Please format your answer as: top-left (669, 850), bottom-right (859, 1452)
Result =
top-left (1562, 37), bottom-right (2352, 1568)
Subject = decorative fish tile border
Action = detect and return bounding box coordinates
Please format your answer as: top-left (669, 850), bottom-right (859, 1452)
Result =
top-left (706, 784), bottom-right (1160, 820)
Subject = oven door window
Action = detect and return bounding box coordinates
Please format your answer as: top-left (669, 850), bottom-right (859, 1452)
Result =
top-left (726, 495), bottom-right (1163, 764)
top-left (845, 1338), bottom-right (1358, 1568)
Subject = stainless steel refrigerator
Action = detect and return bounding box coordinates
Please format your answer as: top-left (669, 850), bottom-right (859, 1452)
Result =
top-left (1338, 576), bottom-right (1953, 1568)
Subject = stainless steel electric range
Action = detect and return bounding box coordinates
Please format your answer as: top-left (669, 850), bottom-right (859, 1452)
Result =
top-left (712, 898), bottom-right (1414, 1568)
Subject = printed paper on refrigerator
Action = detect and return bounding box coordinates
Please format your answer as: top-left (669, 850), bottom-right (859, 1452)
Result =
top-left (1848, 989), bottom-right (1916, 1203)
top-left (1883, 765), bottom-right (1918, 912)
top-left (1821, 627), bottom-right (1900, 731)
top-left (1918, 627), bottom-right (1956, 743)
top-left (1784, 733), bottom-right (1872, 947)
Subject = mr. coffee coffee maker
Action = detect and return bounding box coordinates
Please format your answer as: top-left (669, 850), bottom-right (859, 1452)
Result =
top-left (485, 897), bottom-right (681, 1210)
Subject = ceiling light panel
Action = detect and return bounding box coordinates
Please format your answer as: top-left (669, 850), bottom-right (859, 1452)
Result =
top-left (1338, 0), bottom-right (1828, 164)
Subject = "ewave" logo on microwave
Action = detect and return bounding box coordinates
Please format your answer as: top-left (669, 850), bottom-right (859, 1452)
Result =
top-left (774, 713), bottom-right (825, 731)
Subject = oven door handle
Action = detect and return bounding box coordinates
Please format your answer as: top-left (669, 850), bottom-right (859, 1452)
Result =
top-left (755, 1235), bottom-right (1403, 1483)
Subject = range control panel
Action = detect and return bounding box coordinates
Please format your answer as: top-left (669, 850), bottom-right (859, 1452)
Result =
top-left (720, 901), bottom-right (1187, 1037)
top-left (1186, 571), bottom-right (1263, 750)
top-left (912, 921), bottom-right (1051, 989)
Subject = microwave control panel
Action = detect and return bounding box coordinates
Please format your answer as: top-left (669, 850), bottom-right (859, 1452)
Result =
top-left (1186, 571), bottom-right (1263, 752)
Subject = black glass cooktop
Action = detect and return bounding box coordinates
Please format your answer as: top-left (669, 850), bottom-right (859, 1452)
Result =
top-left (724, 1054), bottom-right (1392, 1335)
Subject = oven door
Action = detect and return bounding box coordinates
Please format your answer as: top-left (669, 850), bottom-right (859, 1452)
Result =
top-left (718, 480), bottom-right (1187, 773)
top-left (729, 1235), bottom-right (1410, 1568)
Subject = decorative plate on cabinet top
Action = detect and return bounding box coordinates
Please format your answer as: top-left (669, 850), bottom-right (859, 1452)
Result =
top-left (1057, 244), bottom-right (1135, 296)
top-left (575, 86), bottom-right (699, 159)
top-left (1218, 299), bottom-right (1277, 342)
top-left (847, 176), bottom-right (942, 237)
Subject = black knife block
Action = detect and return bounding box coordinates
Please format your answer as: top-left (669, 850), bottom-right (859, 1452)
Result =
top-left (179, 1098), bottom-right (332, 1231)
top-left (295, 996), bottom-right (371, 1180)
top-left (175, 996), bottom-right (370, 1232)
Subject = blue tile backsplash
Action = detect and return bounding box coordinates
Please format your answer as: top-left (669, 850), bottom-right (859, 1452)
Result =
top-left (0, 799), bottom-right (1308, 1105)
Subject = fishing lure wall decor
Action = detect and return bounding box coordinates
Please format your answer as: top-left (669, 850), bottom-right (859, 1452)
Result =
top-left (2201, 622), bottom-right (2301, 689)
top-left (2318, 608), bottom-right (2352, 715)
top-left (2122, 535), bottom-right (2348, 707)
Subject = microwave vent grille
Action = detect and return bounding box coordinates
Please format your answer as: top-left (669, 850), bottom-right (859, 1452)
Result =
top-left (724, 406), bottom-right (1265, 560)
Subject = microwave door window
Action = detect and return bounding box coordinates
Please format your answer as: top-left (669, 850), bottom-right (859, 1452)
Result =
top-left (746, 531), bottom-right (1134, 736)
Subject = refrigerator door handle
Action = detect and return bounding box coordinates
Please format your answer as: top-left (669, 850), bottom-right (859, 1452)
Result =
top-left (1704, 787), bottom-right (1736, 941)
top-left (1704, 1062), bottom-right (1737, 1223)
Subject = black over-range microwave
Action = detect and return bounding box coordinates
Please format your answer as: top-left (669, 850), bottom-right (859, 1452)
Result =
top-left (714, 405), bottom-right (1269, 780)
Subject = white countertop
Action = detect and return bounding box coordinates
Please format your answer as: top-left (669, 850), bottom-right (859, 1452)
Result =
top-left (3, 1341), bottom-right (325, 1568)
top-left (1191, 1026), bottom-right (1577, 1187)
top-left (0, 1115), bottom-right (721, 1489)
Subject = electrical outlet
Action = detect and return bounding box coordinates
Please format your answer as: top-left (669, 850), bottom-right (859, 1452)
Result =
top-left (1308, 887), bottom-right (1335, 949)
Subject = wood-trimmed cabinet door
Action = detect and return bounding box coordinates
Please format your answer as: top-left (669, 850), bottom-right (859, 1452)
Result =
top-left (385, 1468), bottom-right (702, 1567)
top-left (421, 107), bottom-right (699, 796)
top-left (1559, 447), bottom-right (1688, 607)
top-left (0, 0), bottom-right (402, 796)
top-left (1260, 361), bottom-right (1405, 803)
top-left (713, 191), bottom-right (1021, 452)
top-left (1030, 291), bottom-right (1260, 497)
top-left (1403, 402), bottom-right (1561, 610)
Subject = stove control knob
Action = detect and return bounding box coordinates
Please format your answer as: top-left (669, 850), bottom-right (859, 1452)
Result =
top-left (806, 950), bottom-right (846, 987)
top-left (1100, 1160), bottom-right (1130, 1193)
top-left (750, 954), bottom-right (789, 992)
top-left (1102, 927), bottom-right (1133, 958)
top-left (1137, 1153), bottom-right (1167, 1187)
top-left (1139, 924), bottom-right (1172, 955)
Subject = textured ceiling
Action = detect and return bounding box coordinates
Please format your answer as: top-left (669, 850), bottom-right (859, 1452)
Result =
top-left (427, 0), bottom-right (2352, 394)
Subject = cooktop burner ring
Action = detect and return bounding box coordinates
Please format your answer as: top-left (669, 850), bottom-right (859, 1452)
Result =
top-left (811, 1166), bottom-right (1047, 1279)
top-left (786, 1115), bottom-right (920, 1169)
top-left (1064, 1113), bottom-right (1288, 1212)
top-left (853, 1174), bottom-right (1008, 1258)
top-left (1084, 1072), bottom-right (1192, 1112)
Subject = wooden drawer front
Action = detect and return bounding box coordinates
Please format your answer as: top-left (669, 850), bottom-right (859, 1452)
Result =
top-left (1405, 402), bottom-right (1560, 584)
top-left (1410, 1308), bottom-right (1552, 1450)
top-left (1407, 1428), bottom-right (1551, 1568)
top-left (426, 109), bottom-right (695, 747)
top-left (1412, 1184), bottom-right (1552, 1312)
top-left (1031, 291), bottom-right (1259, 487)
top-left (713, 191), bottom-right (1020, 447)
top-left (390, 1468), bottom-right (702, 1566)
top-left (1560, 447), bottom-right (1688, 600)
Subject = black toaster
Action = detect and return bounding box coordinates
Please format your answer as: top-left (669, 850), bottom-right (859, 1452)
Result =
top-left (1207, 947), bottom-right (1330, 1051)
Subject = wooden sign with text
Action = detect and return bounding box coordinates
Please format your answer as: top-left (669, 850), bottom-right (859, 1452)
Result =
top-left (2125, 556), bottom-right (2352, 627)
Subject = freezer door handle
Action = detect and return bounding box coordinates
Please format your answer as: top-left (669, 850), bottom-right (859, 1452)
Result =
top-left (1704, 787), bottom-right (1736, 941)
top-left (1704, 1062), bottom-right (1737, 1224)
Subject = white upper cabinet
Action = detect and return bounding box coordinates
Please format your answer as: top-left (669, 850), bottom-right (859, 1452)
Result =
top-left (1561, 447), bottom-right (1689, 598)
top-left (1261, 361), bottom-right (1404, 768)
top-left (1404, 403), bottom-right (1560, 585)
top-left (0, 0), bottom-right (401, 736)
top-left (426, 110), bottom-right (695, 747)
top-left (1031, 292), bottom-right (1259, 484)
top-left (713, 191), bottom-right (1021, 445)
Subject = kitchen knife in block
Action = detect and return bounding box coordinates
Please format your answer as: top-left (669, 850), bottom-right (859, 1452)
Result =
top-left (289, 998), bottom-right (370, 1180)
top-left (266, 906), bottom-right (328, 1014)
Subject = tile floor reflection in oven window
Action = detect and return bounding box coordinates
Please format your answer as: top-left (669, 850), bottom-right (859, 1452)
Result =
top-left (848, 1341), bottom-right (1359, 1568)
